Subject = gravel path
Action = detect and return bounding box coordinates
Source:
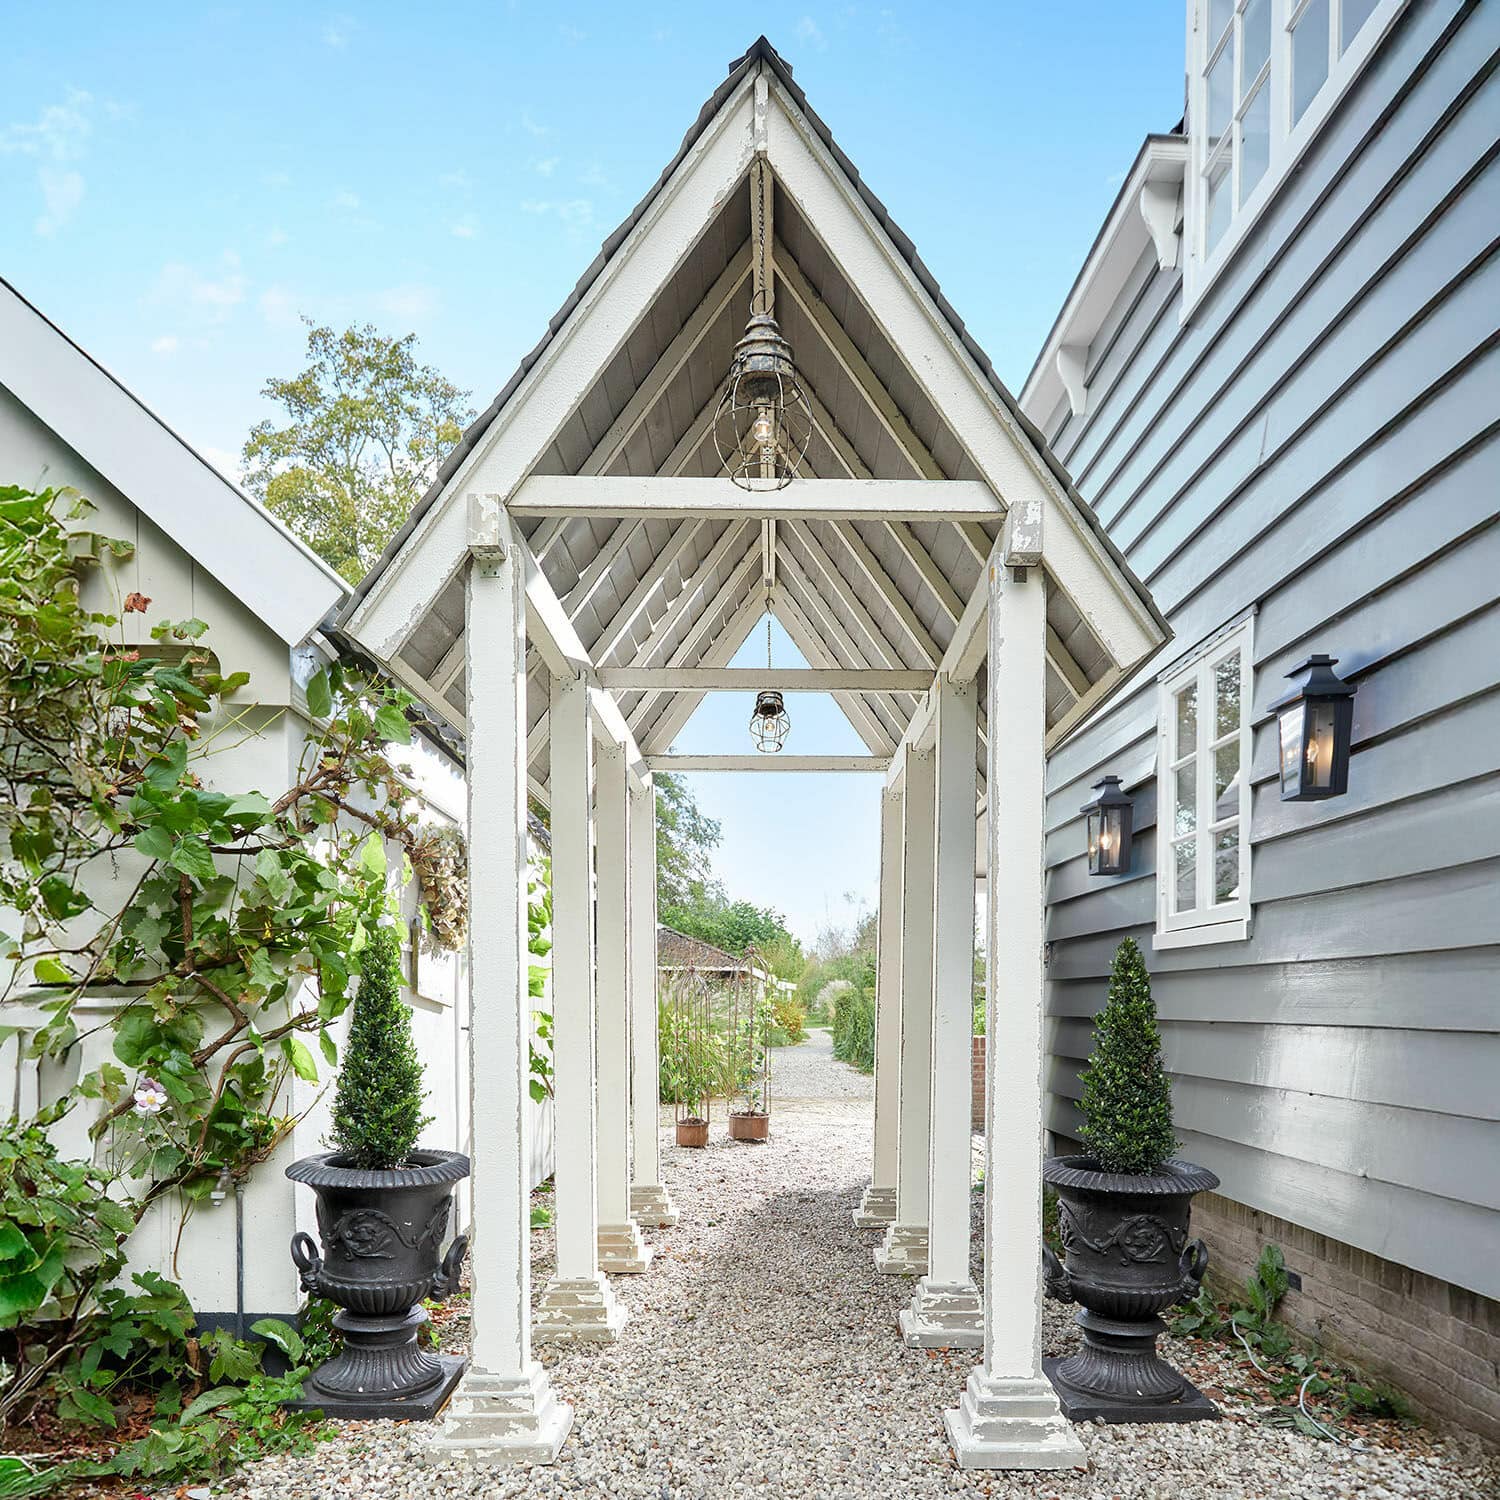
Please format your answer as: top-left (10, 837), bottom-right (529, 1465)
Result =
top-left (228, 1083), bottom-right (1498, 1499)
top-left (769, 1027), bottom-right (873, 1102)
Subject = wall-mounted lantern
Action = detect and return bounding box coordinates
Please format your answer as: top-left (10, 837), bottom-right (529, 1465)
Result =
top-left (1082, 775), bottom-right (1133, 876)
top-left (1273, 655), bottom-right (1356, 801)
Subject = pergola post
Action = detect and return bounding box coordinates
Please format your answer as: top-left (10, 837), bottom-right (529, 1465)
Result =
top-left (594, 740), bottom-right (652, 1273)
top-left (535, 671), bottom-right (626, 1341)
top-left (874, 744), bottom-right (935, 1275)
top-left (946, 560), bottom-right (1083, 1468)
top-left (901, 674), bottom-right (982, 1348)
top-left (853, 756), bottom-right (904, 1228)
top-left (629, 777), bottom-right (679, 1227)
top-left (426, 520), bottom-right (571, 1465)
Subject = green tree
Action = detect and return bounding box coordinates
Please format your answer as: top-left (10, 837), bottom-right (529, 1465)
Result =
top-left (654, 771), bottom-right (721, 910)
top-left (242, 320), bottom-right (473, 583)
top-left (1077, 937), bottom-right (1178, 1174)
top-left (329, 925), bottom-right (432, 1169)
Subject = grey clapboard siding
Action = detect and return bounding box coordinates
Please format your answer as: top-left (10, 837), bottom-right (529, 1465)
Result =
top-left (1039, 0), bottom-right (1500, 1301)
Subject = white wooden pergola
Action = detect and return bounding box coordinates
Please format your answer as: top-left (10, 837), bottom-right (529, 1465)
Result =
top-left (339, 39), bottom-right (1165, 1471)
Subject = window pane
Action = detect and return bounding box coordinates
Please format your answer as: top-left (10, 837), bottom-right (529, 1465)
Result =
top-left (1204, 156), bottom-right (1233, 253)
top-left (1175, 839), bottom-right (1199, 913)
top-left (1207, 37), bottom-right (1235, 145)
top-left (1214, 741), bottom-right (1241, 821)
top-left (1239, 80), bottom-right (1270, 204)
top-left (1175, 682), bottom-right (1199, 757)
top-left (1214, 653), bottom-right (1242, 738)
top-left (1342, 0), bottom-right (1379, 51)
top-left (1209, 0), bottom-right (1234, 48)
top-left (1242, 0), bottom-right (1271, 87)
top-left (1214, 828), bottom-right (1240, 903)
top-left (1292, 0), bottom-right (1331, 124)
top-left (1175, 761), bottom-right (1198, 836)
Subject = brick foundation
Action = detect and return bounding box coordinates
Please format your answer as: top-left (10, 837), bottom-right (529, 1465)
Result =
top-left (971, 1035), bottom-right (985, 1131)
top-left (1193, 1191), bottom-right (1500, 1444)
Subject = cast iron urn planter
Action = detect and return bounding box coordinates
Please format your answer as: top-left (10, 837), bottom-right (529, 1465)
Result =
top-left (285, 1149), bottom-right (470, 1419)
top-left (1041, 1155), bottom-right (1220, 1423)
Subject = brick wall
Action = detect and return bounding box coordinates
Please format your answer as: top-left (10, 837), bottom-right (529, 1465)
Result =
top-left (971, 1035), bottom-right (985, 1131)
top-left (1193, 1191), bottom-right (1500, 1444)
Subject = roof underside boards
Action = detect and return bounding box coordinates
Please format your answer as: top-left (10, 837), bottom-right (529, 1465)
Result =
top-left (348, 39), bottom-right (1165, 799)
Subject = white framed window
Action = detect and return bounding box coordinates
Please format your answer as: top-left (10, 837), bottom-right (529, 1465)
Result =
top-left (1184, 0), bottom-right (1407, 311)
top-left (1155, 617), bottom-right (1254, 949)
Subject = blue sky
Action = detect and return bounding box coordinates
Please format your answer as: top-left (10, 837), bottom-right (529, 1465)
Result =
top-left (2, 3), bottom-right (1185, 942)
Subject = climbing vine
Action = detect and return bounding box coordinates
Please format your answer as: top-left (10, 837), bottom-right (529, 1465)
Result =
top-left (0, 483), bottom-right (447, 1465)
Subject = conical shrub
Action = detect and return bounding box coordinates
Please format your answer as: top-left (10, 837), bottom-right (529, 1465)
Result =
top-left (329, 924), bottom-right (432, 1169)
top-left (1077, 936), bottom-right (1177, 1175)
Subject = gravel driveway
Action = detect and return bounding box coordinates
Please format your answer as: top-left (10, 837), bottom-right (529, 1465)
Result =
top-left (228, 1080), bottom-right (1498, 1500)
top-left (769, 1026), bottom-right (873, 1103)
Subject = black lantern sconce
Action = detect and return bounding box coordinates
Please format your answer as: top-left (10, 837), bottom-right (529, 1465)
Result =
top-left (1082, 775), bottom-right (1133, 876)
top-left (1273, 654), bottom-right (1356, 800)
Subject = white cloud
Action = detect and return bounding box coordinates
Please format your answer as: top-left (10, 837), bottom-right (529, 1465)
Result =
top-left (532, 155), bottom-right (559, 177)
top-left (200, 445), bottom-right (245, 484)
top-left (373, 283), bottom-right (438, 321)
top-left (2, 88), bottom-right (94, 235)
top-left (519, 198), bottom-right (594, 227)
top-left (322, 12), bottom-right (356, 48)
top-left (558, 23), bottom-right (586, 43)
top-left (330, 188), bottom-right (361, 211)
top-left (578, 162), bottom-right (610, 190)
top-left (795, 15), bottom-right (827, 49)
top-left (258, 285), bottom-right (299, 327)
top-left (266, 226), bottom-right (289, 248)
top-left (150, 335), bottom-right (179, 355)
top-left (520, 111), bottom-right (548, 138)
top-left (450, 215), bottom-right (479, 239)
top-left (146, 251), bottom-right (246, 325)
top-left (438, 169), bottom-right (471, 190)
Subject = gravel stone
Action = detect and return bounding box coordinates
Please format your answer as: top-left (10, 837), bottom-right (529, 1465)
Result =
top-left (225, 1046), bottom-right (1500, 1499)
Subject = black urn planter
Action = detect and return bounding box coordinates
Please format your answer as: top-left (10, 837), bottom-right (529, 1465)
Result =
top-left (285, 1149), bottom-right (470, 1419)
top-left (1041, 1155), bottom-right (1220, 1424)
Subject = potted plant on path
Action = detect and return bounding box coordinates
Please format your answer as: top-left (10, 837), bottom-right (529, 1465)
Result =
top-left (726, 973), bottom-right (772, 1143)
top-left (1041, 936), bottom-right (1219, 1423)
top-left (285, 922), bottom-right (469, 1418)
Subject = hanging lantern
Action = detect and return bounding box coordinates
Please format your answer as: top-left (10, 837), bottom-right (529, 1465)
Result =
top-left (1082, 775), bottom-right (1133, 877)
top-left (1273, 654), bottom-right (1356, 800)
top-left (713, 311), bottom-right (812, 489)
top-left (749, 616), bottom-right (790, 752)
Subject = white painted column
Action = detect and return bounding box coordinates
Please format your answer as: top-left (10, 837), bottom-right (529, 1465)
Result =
top-left (854, 756), bottom-right (904, 1228)
top-left (874, 744), bottom-right (935, 1275)
top-left (534, 671), bottom-right (625, 1342)
top-left (427, 522), bottom-right (571, 1465)
top-left (628, 777), bottom-right (678, 1227)
top-left (902, 675), bottom-right (983, 1348)
top-left (946, 561), bottom-right (1083, 1468)
top-left (594, 740), bottom-right (651, 1273)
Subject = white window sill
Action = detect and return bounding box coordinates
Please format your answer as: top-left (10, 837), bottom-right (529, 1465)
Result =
top-left (1153, 916), bottom-right (1251, 951)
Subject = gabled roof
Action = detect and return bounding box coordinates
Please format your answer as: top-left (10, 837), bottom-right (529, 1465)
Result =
top-left (340, 37), bottom-right (1168, 792)
top-left (0, 276), bottom-right (347, 646)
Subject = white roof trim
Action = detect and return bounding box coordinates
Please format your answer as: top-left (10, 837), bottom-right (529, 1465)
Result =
top-left (0, 277), bottom-right (347, 645)
top-left (1020, 134), bottom-right (1187, 426)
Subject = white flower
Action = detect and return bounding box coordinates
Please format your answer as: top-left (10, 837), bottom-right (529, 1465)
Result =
top-left (133, 1077), bottom-right (168, 1115)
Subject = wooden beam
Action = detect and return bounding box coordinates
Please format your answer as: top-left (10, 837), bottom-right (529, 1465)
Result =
top-left (784, 519), bottom-right (910, 673)
top-left (1047, 624), bottom-right (1092, 699)
top-left (830, 520), bottom-right (940, 667)
top-left (562, 518), bottom-right (641, 616)
top-left (508, 474), bottom-right (1002, 522)
top-left (646, 754), bottom-right (888, 773)
top-left (772, 244), bottom-right (945, 481)
top-left (889, 520), bottom-right (964, 623)
top-left (589, 519), bottom-right (706, 665)
top-left (597, 667), bottom-right (934, 691)
top-left (660, 384), bottom-right (725, 477)
top-left (521, 540), bottom-right (591, 680)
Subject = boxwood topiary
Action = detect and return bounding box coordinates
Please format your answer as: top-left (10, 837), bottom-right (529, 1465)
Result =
top-left (1077, 936), bottom-right (1178, 1175)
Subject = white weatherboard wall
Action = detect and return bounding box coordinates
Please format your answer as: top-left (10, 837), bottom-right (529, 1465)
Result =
top-left (0, 384), bottom-right (478, 1322)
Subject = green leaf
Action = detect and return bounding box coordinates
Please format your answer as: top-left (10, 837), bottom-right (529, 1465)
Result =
top-left (250, 1317), bottom-right (305, 1363)
top-left (255, 846), bottom-right (293, 902)
top-left (374, 703), bottom-right (411, 743)
top-left (145, 741), bottom-right (188, 790)
top-left (178, 1386), bottom-right (244, 1424)
top-left (282, 1034), bottom-right (318, 1083)
top-left (32, 957), bottom-right (72, 987)
top-left (305, 668), bottom-right (332, 719)
top-left (357, 833), bottom-right (386, 878)
top-left (133, 824), bottom-right (174, 862)
top-left (319, 1029), bottom-right (338, 1067)
top-left (167, 835), bottom-right (217, 882)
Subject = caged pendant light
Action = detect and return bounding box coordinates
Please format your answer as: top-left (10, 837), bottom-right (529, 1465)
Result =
top-left (749, 616), bottom-right (790, 753)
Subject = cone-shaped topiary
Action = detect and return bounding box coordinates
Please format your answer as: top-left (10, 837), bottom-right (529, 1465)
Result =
top-left (1077, 936), bottom-right (1177, 1175)
top-left (329, 923), bottom-right (432, 1169)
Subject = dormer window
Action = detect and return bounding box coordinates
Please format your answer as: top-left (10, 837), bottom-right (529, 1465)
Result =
top-left (1186, 0), bottom-right (1406, 309)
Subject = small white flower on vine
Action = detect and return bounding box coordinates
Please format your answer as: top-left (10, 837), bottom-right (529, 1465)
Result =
top-left (133, 1078), bottom-right (168, 1115)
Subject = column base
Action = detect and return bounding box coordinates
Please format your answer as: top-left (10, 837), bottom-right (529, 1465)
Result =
top-left (597, 1219), bottom-right (653, 1274)
top-left (629, 1182), bottom-right (680, 1228)
top-left (851, 1182), bottom-right (896, 1229)
top-left (423, 1362), bottom-right (572, 1466)
top-left (534, 1275), bottom-right (627, 1343)
top-left (899, 1276), bottom-right (983, 1349)
top-left (873, 1221), bottom-right (928, 1275)
top-left (944, 1369), bottom-right (1087, 1470)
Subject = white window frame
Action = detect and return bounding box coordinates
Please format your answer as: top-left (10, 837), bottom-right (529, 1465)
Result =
top-left (1154, 615), bottom-right (1255, 950)
top-left (1182, 0), bottom-right (1409, 316)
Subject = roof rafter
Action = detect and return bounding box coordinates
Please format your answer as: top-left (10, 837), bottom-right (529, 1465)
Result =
top-left (590, 518), bottom-right (708, 664)
top-left (829, 520), bottom-right (940, 668)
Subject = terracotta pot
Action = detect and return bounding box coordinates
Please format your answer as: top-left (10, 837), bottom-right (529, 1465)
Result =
top-left (675, 1118), bottom-right (709, 1148)
top-left (727, 1111), bottom-right (770, 1142)
top-left (1040, 1154), bottom-right (1219, 1424)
